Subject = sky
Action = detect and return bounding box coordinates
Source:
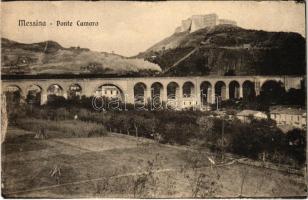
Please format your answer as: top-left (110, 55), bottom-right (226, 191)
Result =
top-left (1, 1), bottom-right (305, 57)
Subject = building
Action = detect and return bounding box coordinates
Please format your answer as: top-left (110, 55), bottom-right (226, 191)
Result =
top-left (175, 13), bottom-right (237, 33)
top-left (181, 18), bottom-right (192, 32)
top-left (182, 99), bottom-right (197, 109)
top-left (95, 85), bottom-right (120, 99)
top-left (191, 14), bottom-right (218, 32)
top-left (236, 110), bottom-right (267, 123)
top-left (270, 106), bottom-right (307, 130)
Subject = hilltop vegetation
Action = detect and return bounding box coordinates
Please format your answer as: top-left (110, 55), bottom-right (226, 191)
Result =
top-left (1, 38), bottom-right (161, 75)
top-left (137, 25), bottom-right (306, 76)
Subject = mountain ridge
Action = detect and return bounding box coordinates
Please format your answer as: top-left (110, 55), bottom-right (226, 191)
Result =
top-left (1, 38), bottom-right (161, 76)
top-left (136, 25), bottom-right (306, 76)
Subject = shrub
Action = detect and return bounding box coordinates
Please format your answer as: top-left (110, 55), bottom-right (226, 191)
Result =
top-left (16, 118), bottom-right (107, 138)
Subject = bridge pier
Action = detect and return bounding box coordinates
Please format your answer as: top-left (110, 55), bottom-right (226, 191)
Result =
top-left (254, 81), bottom-right (261, 96)
top-left (225, 86), bottom-right (229, 100)
top-left (239, 85), bottom-right (243, 98)
top-left (146, 88), bottom-right (152, 105)
top-left (40, 93), bottom-right (48, 105)
top-left (162, 86), bottom-right (168, 104)
top-left (211, 89), bottom-right (216, 104)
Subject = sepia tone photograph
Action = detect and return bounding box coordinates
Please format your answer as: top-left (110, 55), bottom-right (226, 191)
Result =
top-left (0, 1), bottom-right (307, 198)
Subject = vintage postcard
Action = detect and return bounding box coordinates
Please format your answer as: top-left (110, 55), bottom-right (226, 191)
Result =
top-left (0, 1), bottom-right (307, 198)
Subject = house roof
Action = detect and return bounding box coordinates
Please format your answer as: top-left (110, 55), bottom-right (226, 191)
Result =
top-left (270, 106), bottom-right (306, 116)
top-left (236, 110), bottom-right (266, 117)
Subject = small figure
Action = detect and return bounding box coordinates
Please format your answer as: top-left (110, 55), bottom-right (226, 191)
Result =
top-left (34, 127), bottom-right (47, 139)
top-left (50, 165), bottom-right (61, 184)
top-left (74, 114), bottom-right (78, 120)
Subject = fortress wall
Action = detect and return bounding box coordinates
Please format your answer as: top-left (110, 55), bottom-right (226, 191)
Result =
top-left (181, 18), bottom-right (192, 32)
top-left (219, 19), bottom-right (237, 26)
top-left (191, 14), bottom-right (218, 32)
top-left (175, 13), bottom-right (235, 33)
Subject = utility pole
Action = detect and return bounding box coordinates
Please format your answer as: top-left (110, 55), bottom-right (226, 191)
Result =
top-left (221, 117), bottom-right (225, 161)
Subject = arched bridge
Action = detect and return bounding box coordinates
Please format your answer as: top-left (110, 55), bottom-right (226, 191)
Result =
top-left (2, 75), bottom-right (304, 109)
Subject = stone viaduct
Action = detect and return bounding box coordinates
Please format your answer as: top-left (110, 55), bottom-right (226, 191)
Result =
top-left (1, 75), bottom-right (304, 109)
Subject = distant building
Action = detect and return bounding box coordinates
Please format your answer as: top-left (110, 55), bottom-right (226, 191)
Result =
top-left (191, 14), bottom-right (218, 32)
top-left (181, 18), bottom-right (193, 32)
top-left (95, 86), bottom-right (120, 99)
top-left (175, 13), bottom-right (237, 33)
top-left (236, 110), bottom-right (267, 123)
top-left (270, 106), bottom-right (306, 130)
top-left (182, 99), bottom-right (197, 109)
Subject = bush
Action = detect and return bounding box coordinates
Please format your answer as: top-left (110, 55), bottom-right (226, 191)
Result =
top-left (16, 118), bottom-right (107, 138)
top-left (11, 103), bottom-right (306, 168)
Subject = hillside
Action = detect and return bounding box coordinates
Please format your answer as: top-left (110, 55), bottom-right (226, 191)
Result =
top-left (136, 25), bottom-right (306, 76)
top-left (1, 38), bottom-right (161, 76)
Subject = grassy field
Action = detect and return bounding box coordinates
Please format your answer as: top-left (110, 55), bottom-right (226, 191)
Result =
top-left (2, 126), bottom-right (307, 198)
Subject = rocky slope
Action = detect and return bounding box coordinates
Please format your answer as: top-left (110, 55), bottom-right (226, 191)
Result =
top-left (136, 25), bottom-right (306, 76)
top-left (1, 38), bottom-right (161, 76)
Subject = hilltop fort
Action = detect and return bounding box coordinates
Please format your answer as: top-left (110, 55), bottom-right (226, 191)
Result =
top-left (175, 13), bottom-right (237, 33)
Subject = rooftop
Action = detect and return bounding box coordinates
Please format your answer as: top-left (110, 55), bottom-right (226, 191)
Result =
top-left (237, 110), bottom-right (266, 116)
top-left (270, 106), bottom-right (306, 116)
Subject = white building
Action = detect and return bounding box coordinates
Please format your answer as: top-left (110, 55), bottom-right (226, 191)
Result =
top-left (191, 14), bottom-right (218, 32)
top-left (95, 86), bottom-right (120, 99)
top-left (182, 99), bottom-right (197, 109)
top-left (270, 106), bottom-right (306, 130)
top-left (236, 110), bottom-right (267, 123)
top-left (175, 13), bottom-right (237, 33)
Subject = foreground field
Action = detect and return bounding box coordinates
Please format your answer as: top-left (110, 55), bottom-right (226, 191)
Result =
top-left (2, 127), bottom-right (307, 198)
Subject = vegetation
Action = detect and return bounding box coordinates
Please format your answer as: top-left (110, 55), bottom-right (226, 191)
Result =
top-left (16, 118), bottom-right (107, 138)
top-left (219, 80), bottom-right (306, 111)
top-left (138, 25), bottom-right (305, 76)
top-left (1, 38), bottom-right (161, 75)
top-left (6, 98), bottom-right (306, 168)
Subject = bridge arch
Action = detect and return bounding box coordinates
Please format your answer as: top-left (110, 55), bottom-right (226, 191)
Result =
top-left (261, 80), bottom-right (284, 92)
top-left (182, 81), bottom-right (195, 98)
top-left (200, 81), bottom-right (212, 105)
top-left (151, 82), bottom-right (164, 106)
top-left (260, 80), bottom-right (285, 103)
top-left (167, 82), bottom-right (180, 100)
top-left (166, 82), bottom-right (180, 109)
top-left (4, 85), bottom-right (23, 104)
top-left (47, 84), bottom-right (65, 104)
top-left (134, 82), bottom-right (147, 104)
top-left (94, 84), bottom-right (124, 101)
top-left (47, 84), bottom-right (63, 96)
top-left (242, 80), bottom-right (256, 101)
top-left (215, 81), bottom-right (227, 100)
top-left (67, 83), bottom-right (82, 100)
top-left (229, 80), bottom-right (240, 99)
top-left (26, 84), bottom-right (42, 105)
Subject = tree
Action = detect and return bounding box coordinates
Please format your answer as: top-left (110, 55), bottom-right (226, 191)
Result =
top-left (131, 115), bottom-right (146, 138)
top-left (197, 116), bottom-right (214, 139)
top-left (286, 129), bottom-right (306, 165)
